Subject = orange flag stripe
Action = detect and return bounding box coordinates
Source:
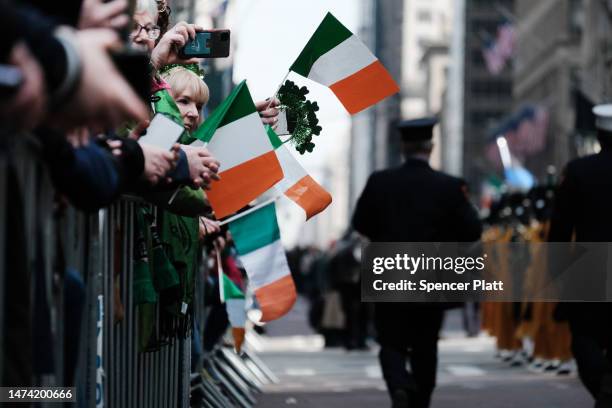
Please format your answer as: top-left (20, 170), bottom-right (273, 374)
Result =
top-left (284, 175), bottom-right (333, 220)
top-left (254, 275), bottom-right (297, 322)
top-left (329, 60), bottom-right (399, 115)
top-left (207, 151), bottom-right (283, 219)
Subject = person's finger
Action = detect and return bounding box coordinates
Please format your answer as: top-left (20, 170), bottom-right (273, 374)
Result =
top-left (254, 99), bottom-right (268, 111)
top-left (149, 175), bottom-right (159, 185)
top-left (90, 28), bottom-right (121, 50)
top-left (173, 25), bottom-right (189, 41)
top-left (185, 24), bottom-right (196, 39)
top-left (99, 0), bottom-right (127, 20)
top-left (209, 173), bottom-right (221, 181)
top-left (197, 148), bottom-right (212, 157)
top-left (193, 178), bottom-right (203, 187)
top-left (205, 162), bottom-right (219, 173)
top-left (108, 13), bottom-right (129, 29)
top-left (259, 107), bottom-right (279, 117)
top-left (112, 148), bottom-right (122, 156)
top-left (261, 116), bottom-right (279, 125)
top-left (129, 120), bottom-right (150, 140)
top-left (168, 33), bottom-right (187, 48)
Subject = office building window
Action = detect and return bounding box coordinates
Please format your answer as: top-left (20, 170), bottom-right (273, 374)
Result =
top-left (417, 9), bottom-right (432, 22)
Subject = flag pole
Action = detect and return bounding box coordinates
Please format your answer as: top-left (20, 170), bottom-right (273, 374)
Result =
top-left (215, 241), bottom-right (225, 302)
top-left (219, 195), bottom-right (280, 226)
top-left (263, 71), bottom-right (290, 111)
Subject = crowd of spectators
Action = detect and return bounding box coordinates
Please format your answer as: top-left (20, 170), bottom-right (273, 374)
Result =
top-left (0, 0), bottom-right (279, 389)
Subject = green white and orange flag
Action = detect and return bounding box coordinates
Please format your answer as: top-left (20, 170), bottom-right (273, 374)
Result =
top-left (228, 202), bottom-right (296, 322)
top-left (290, 12), bottom-right (399, 114)
top-left (266, 126), bottom-right (332, 220)
top-left (220, 274), bottom-right (247, 353)
top-left (193, 81), bottom-right (284, 218)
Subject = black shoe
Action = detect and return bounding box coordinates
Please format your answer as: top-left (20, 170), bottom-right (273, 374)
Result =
top-left (391, 389), bottom-right (410, 408)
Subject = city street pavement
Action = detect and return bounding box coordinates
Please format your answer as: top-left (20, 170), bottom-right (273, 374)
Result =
top-left (251, 298), bottom-right (592, 408)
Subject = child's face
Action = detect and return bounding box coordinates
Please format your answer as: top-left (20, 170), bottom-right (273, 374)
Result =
top-left (171, 89), bottom-right (203, 131)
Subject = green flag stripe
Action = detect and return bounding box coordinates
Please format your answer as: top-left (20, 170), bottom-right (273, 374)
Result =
top-left (290, 12), bottom-right (353, 76)
top-left (223, 274), bottom-right (245, 300)
top-left (219, 82), bottom-right (257, 128)
top-left (266, 125), bottom-right (283, 149)
top-left (228, 203), bottom-right (280, 254)
top-left (154, 89), bottom-right (184, 125)
top-left (193, 80), bottom-right (253, 143)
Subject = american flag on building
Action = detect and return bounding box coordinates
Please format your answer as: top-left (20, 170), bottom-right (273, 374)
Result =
top-left (481, 20), bottom-right (516, 75)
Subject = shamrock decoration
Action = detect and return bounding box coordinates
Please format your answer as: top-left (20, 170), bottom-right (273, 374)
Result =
top-left (277, 80), bottom-right (322, 154)
top-left (160, 63), bottom-right (206, 80)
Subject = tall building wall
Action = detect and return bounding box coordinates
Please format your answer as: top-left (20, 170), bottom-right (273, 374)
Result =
top-left (514, 0), bottom-right (582, 177)
top-left (462, 0), bottom-right (514, 191)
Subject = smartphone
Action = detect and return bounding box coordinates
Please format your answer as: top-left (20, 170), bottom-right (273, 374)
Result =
top-left (180, 30), bottom-right (231, 58)
top-left (138, 113), bottom-right (184, 150)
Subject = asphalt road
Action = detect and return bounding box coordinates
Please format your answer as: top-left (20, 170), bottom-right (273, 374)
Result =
top-left (251, 299), bottom-right (592, 408)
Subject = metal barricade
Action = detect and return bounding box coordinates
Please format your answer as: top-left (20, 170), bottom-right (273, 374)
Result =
top-left (0, 136), bottom-right (190, 408)
top-left (0, 135), bottom-right (276, 408)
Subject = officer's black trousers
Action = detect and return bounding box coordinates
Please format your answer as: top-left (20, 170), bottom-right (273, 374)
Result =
top-left (376, 304), bottom-right (443, 408)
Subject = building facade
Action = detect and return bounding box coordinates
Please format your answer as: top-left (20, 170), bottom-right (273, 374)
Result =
top-left (513, 0), bottom-right (583, 177)
top-left (348, 0), bottom-right (404, 210)
top-left (401, 0), bottom-right (454, 119)
top-left (462, 0), bottom-right (515, 192)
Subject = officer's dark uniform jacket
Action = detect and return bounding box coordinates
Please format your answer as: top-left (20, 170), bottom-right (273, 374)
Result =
top-left (353, 158), bottom-right (482, 243)
top-left (548, 148), bottom-right (612, 400)
top-left (548, 151), bottom-right (612, 325)
top-left (352, 158), bottom-right (482, 342)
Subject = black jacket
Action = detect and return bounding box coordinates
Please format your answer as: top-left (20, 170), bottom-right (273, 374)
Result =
top-left (549, 149), bottom-right (612, 242)
top-left (352, 158), bottom-right (482, 243)
top-left (549, 149), bottom-right (612, 325)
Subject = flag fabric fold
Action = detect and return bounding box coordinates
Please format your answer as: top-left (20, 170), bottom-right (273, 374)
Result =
top-left (228, 202), bottom-right (296, 322)
top-left (221, 274), bottom-right (247, 353)
top-left (193, 81), bottom-right (284, 218)
top-left (290, 12), bottom-right (399, 114)
top-left (266, 127), bottom-right (332, 220)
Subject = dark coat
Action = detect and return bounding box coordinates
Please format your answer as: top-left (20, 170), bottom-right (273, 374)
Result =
top-left (351, 158), bottom-right (482, 347)
top-left (549, 149), bottom-right (612, 331)
top-left (549, 149), bottom-right (612, 242)
top-left (352, 158), bottom-right (482, 243)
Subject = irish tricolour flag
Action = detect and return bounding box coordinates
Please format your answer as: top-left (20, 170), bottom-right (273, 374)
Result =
top-left (194, 81), bottom-right (283, 218)
top-left (221, 274), bottom-right (247, 353)
top-left (290, 12), bottom-right (399, 114)
top-left (267, 127), bottom-right (332, 220)
top-left (228, 202), bottom-right (296, 322)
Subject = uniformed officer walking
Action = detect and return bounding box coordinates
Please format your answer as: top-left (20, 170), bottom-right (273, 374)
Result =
top-left (352, 118), bottom-right (482, 408)
top-left (549, 104), bottom-right (612, 407)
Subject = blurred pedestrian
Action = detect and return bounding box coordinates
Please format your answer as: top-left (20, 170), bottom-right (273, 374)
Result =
top-left (352, 118), bottom-right (482, 408)
top-left (329, 231), bottom-right (370, 350)
top-left (549, 104), bottom-right (612, 407)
